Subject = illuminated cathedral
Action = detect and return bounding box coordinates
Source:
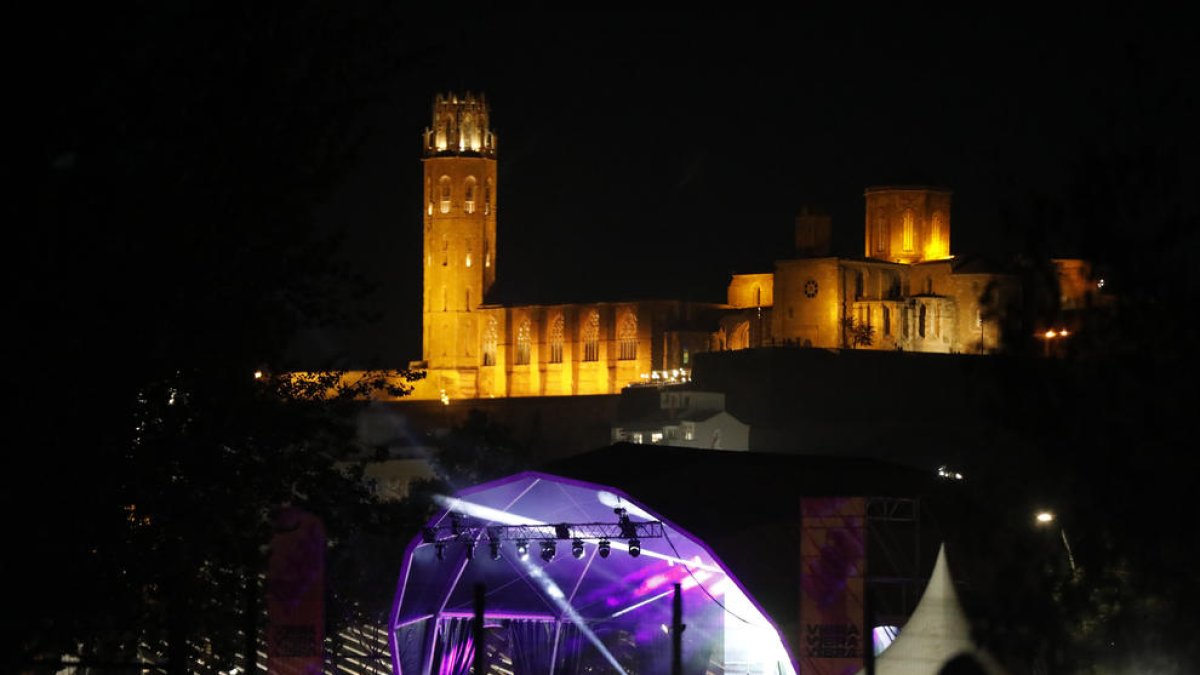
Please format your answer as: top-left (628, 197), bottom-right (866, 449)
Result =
top-left (405, 93), bottom-right (1098, 401)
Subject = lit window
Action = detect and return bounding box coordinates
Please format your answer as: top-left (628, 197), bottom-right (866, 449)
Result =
top-left (464, 177), bottom-right (477, 214)
top-left (650, 432), bottom-right (664, 444)
top-left (439, 176), bottom-right (451, 214)
top-left (631, 432), bottom-right (643, 444)
top-left (465, 252), bottom-right (472, 267)
top-left (516, 319), bottom-right (531, 365)
top-left (683, 423), bottom-right (695, 441)
top-left (583, 311), bottom-right (600, 362)
top-left (549, 314), bottom-right (564, 364)
top-left (618, 312), bottom-right (637, 360)
top-left (482, 317), bottom-right (498, 366)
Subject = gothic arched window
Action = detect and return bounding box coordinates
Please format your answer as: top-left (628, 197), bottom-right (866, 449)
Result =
top-left (618, 312), bottom-right (637, 360)
top-left (583, 311), bottom-right (600, 362)
top-left (515, 319), bottom-right (532, 365)
top-left (482, 317), bottom-right (498, 366)
top-left (902, 209), bottom-right (915, 252)
top-left (549, 314), bottom-right (564, 363)
top-left (439, 175), bottom-right (452, 214)
top-left (464, 176), bottom-right (477, 214)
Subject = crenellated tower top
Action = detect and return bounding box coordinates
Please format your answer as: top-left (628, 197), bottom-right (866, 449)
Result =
top-left (423, 92), bottom-right (496, 158)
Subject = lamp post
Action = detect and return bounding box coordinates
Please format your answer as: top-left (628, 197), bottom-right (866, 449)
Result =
top-left (1034, 509), bottom-right (1076, 573)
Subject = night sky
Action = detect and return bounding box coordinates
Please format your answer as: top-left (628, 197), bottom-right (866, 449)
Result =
top-left (307, 10), bottom-right (1196, 365)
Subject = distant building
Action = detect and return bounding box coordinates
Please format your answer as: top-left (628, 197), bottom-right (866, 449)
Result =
top-left (611, 388), bottom-right (749, 451)
top-left (387, 93), bottom-right (1105, 401)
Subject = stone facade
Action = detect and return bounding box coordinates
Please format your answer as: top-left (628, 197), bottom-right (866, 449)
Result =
top-left (403, 94), bottom-right (1100, 401)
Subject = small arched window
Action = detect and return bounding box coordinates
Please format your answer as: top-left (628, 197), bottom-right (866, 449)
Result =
top-left (439, 176), bottom-right (452, 214)
top-left (618, 312), bottom-right (637, 360)
top-left (918, 304), bottom-right (927, 338)
top-left (464, 176), bottom-right (477, 214)
top-left (854, 270), bottom-right (864, 299)
top-left (484, 178), bottom-right (492, 215)
top-left (902, 209), bottom-right (915, 252)
top-left (583, 311), bottom-right (600, 362)
top-left (482, 317), bottom-right (498, 366)
top-left (883, 306), bottom-right (891, 336)
top-left (753, 284), bottom-right (762, 307)
top-left (515, 319), bottom-right (532, 365)
top-left (549, 314), bottom-right (564, 363)
top-left (426, 177), bottom-right (433, 216)
top-left (875, 213), bottom-right (886, 252)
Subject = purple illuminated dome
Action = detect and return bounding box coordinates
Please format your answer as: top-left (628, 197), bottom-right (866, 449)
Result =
top-left (389, 471), bottom-right (797, 674)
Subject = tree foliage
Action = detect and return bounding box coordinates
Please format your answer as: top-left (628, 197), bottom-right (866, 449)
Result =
top-left (10, 4), bottom-right (420, 672)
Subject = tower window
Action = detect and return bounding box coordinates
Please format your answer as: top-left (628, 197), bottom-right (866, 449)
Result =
top-left (618, 312), bottom-right (637, 360)
top-left (583, 311), bottom-right (600, 362)
top-left (516, 319), bottom-right (531, 365)
top-left (464, 177), bottom-right (477, 214)
top-left (903, 209), bottom-right (915, 252)
top-left (549, 314), bottom-right (564, 363)
top-left (482, 317), bottom-right (498, 366)
top-left (876, 215), bottom-right (886, 252)
top-left (484, 178), bottom-right (492, 215)
top-left (439, 176), bottom-right (451, 214)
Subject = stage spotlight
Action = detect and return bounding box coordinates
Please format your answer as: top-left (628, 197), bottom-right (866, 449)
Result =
top-left (435, 542), bottom-right (446, 561)
top-left (555, 523), bottom-right (571, 539)
top-left (516, 540), bottom-right (529, 559)
top-left (540, 540), bottom-right (556, 562)
top-left (598, 540), bottom-right (611, 558)
top-left (465, 541), bottom-right (476, 560)
top-left (628, 538), bottom-right (641, 557)
top-left (572, 539), bottom-right (585, 559)
top-left (489, 540), bottom-right (502, 561)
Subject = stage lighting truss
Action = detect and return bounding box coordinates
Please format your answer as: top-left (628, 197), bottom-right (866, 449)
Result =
top-left (422, 517), bottom-right (665, 546)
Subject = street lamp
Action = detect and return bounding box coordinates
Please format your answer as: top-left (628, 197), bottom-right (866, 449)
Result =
top-left (1036, 328), bottom-right (1073, 357)
top-left (1034, 509), bottom-right (1076, 572)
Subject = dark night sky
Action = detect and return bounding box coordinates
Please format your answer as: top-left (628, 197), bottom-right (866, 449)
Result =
top-left (214, 11), bottom-right (1199, 365)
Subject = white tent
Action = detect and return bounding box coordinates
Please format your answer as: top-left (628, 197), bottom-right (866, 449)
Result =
top-left (858, 544), bottom-right (1006, 675)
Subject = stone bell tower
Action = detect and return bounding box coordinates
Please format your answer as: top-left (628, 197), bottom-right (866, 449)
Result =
top-left (421, 92), bottom-right (498, 392)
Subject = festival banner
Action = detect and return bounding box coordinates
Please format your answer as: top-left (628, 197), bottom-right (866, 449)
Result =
top-left (267, 506), bottom-right (326, 675)
top-left (800, 497), bottom-right (867, 675)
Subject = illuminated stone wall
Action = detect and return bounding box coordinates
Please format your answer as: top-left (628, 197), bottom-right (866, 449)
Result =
top-left (863, 187), bottom-right (952, 264)
top-left (727, 273), bottom-right (774, 308)
top-left (773, 258), bottom-right (843, 348)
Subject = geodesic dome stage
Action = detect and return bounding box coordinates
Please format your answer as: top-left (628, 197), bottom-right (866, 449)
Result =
top-left (389, 471), bottom-right (796, 674)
